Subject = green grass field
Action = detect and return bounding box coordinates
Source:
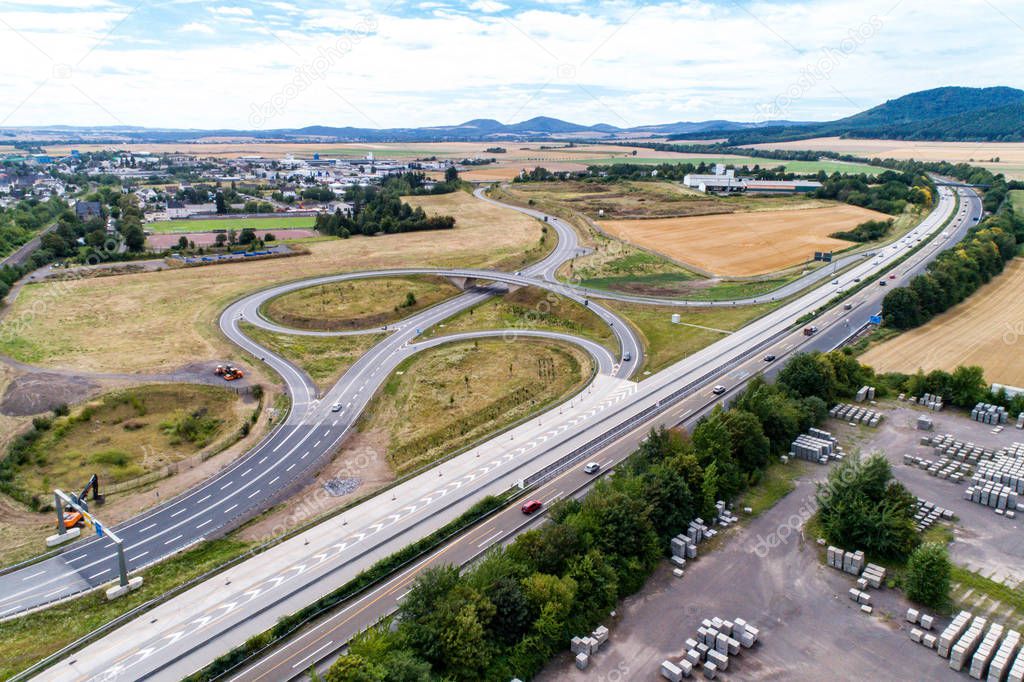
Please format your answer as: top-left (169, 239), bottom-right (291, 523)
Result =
top-left (584, 156), bottom-right (882, 176)
top-left (1011, 190), bottom-right (1024, 218)
top-left (147, 216), bottom-right (316, 233)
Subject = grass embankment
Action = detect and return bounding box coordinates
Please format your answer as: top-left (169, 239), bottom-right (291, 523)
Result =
top-left (605, 299), bottom-right (780, 375)
top-left (0, 190), bottom-right (543, 374)
top-left (239, 323), bottom-right (385, 392)
top-left (2, 384), bottom-right (243, 504)
top-left (359, 338), bottom-right (592, 475)
top-left (423, 286), bottom-right (617, 353)
top-left (147, 216), bottom-right (316, 233)
top-left (736, 459), bottom-right (813, 516)
top-left (0, 537), bottom-right (252, 680)
top-left (1011, 190), bottom-right (1024, 218)
top-left (261, 276), bottom-right (460, 332)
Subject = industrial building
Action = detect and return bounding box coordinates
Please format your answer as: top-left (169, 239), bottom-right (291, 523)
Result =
top-left (683, 164), bottom-right (822, 195)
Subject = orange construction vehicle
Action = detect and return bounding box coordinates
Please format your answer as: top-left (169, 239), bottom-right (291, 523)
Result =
top-left (215, 365), bottom-right (244, 381)
top-left (60, 474), bottom-right (104, 529)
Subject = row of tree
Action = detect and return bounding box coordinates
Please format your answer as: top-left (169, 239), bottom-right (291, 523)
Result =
top-left (314, 177), bottom-right (457, 238)
top-left (882, 208), bottom-right (1024, 330)
top-left (830, 218), bottom-right (894, 242)
top-left (321, 353), bottom-right (862, 681)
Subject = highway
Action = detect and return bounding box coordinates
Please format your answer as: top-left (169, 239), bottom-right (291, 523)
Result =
top-left (229, 187), bottom-right (983, 681)
top-left (20, 184), bottom-right (978, 681)
top-left (0, 214), bottom-right (637, 618)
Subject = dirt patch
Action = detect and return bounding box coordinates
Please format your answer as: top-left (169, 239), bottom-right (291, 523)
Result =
top-left (236, 429), bottom-right (395, 544)
top-left (1, 372), bottom-right (100, 416)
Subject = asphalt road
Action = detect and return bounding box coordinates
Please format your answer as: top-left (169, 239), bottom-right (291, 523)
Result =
top-left (0, 191), bottom-right (639, 620)
top-left (26, 185), bottom-right (978, 681)
top-left (229, 185), bottom-right (983, 681)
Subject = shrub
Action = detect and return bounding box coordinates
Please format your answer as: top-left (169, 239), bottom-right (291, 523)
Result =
top-left (903, 542), bottom-right (951, 608)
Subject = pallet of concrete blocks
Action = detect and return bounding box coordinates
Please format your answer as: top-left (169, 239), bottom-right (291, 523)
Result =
top-left (938, 612), bottom-right (974, 658)
top-left (987, 628), bottom-right (1021, 681)
top-left (949, 616), bottom-right (989, 672)
top-left (975, 445), bottom-right (1024, 494)
top-left (732, 617), bottom-right (759, 648)
top-left (969, 622), bottom-right (1004, 678)
top-left (660, 659), bottom-right (691, 681)
top-left (855, 385), bottom-right (875, 402)
top-left (1018, 413), bottom-right (1024, 430)
top-left (861, 563), bottom-right (886, 589)
top-left (973, 402), bottom-right (1010, 425)
top-left (917, 414), bottom-right (935, 431)
top-left (965, 478), bottom-right (1019, 513)
top-left (919, 392), bottom-right (945, 411)
top-left (790, 434), bottom-right (835, 464)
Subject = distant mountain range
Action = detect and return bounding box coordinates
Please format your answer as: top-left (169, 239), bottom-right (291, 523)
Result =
top-left (0, 116), bottom-right (816, 145)
top-left (2, 86), bottom-right (1021, 145)
top-left (668, 87), bottom-right (1024, 144)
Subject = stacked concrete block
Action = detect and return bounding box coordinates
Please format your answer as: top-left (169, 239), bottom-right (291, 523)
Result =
top-left (856, 386), bottom-right (869, 402)
top-left (790, 430), bottom-right (840, 464)
top-left (939, 612), bottom-right (975, 658)
top-left (950, 617), bottom-right (989, 672)
top-left (924, 634), bottom-right (938, 649)
top-left (988, 629), bottom-right (1021, 682)
top-left (917, 392), bottom-right (944, 411)
top-left (827, 546), bottom-right (865, 575)
top-left (907, 608), bottom-right (920, 624)
top-left (829, 403), bottom-right (882, 427)
top-left (970, 623), bottom-right (1005, 679)
top-left (921, 614), bottom-right (935, 631)
top-left (861, 563), bottom-right (887, 589)
top-left (661, 660), bottom-right (684, 681)
top-left (965, 479), bottom-right (1019, 512)
top-left (974, 403), bottom-right (1010, 425)
top-left (975, 444), bottom-right (1024, 494)
top-left (593, 625), bottom-right (609, 647)
top-left (1017, 413), bottom-right (1024, 430)
top-left (914, 499), bottom-right (954, 531)
top-left (685, 649), bottom-right (702, 667)
top-left (918, 415), bottom-right (935, 431)
top-left (1008, 649), bottom-right (1024, 682)
top-left (707, 649), bottom-right (728, 671)
top-left (676, 659), bottom-right (694, 679)
top-left (703, 662), bottom-right (717, 679)
top-left (576, 653), bottom-right (589, 670)
top-left (910, 628), bottom-right (924, 643)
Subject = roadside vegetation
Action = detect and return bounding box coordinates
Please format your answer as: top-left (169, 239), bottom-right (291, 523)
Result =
top-left (422, 287), bottom-right (616, 353)
top-left (0, 384), bottom-right (242, 510)
top-left (261, 275), bottom-right (459, 332)
top-left (357, 338), bottom-right (592, 475)
top-left (239, 323), bottom-right (385, 392)
top-left (603, 299), bottom-right (780, 374)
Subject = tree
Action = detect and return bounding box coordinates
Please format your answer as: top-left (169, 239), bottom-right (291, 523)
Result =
top-left (778, 352), bottom-right (838, 403)
top-left (325, 654), bottom-right (384, 682)
top-left (215, 233), bottom-right (227, 247)
top-left (903, 542), bottom-right (951, 608)
top-left (215, 192), bottom-right (227, 214)
top-left (238, 227), bottom-right (257, 245)
top-left (177, 235), bottom-right (188, 250)
top-left (444, 165), bottom-right (459, 183)
top-left (882, 287), bottom-right (923, 329)
top-left (948, 365), bottom-right (987, 408)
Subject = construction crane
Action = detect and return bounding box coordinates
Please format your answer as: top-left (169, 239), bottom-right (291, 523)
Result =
top-left (60, 474), bottom-right (104, 529)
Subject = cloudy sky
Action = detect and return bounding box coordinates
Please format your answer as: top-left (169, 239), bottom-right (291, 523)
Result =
top-left (0, 0), bottom-right (1022, 130)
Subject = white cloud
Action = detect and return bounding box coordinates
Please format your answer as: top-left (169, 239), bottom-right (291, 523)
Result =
top-left (0, 0), bottom-right (1021, 128)
top-left (264, 1), bottom-right (299, 13)
top-left (467, 0), bottom-right (509, 13)
top-left (179, 22), bottom-right (214, 34)
top-left (208, 6), bottom-right (253, 17)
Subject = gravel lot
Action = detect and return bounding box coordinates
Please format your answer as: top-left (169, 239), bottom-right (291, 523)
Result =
top-left (539, 402), bottom-right (1024, 681)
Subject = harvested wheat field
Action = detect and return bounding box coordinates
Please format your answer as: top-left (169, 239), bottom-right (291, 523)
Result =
top-left (598, 204), bottom-right (884, 277)
top-left (0, 191), bottom-right (543, 374)
top-left (863, 259), bottom-right (1024, 387)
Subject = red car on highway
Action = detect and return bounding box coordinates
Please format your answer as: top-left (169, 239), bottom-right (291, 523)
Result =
top-left (521, 499), bottom-right (543, 514)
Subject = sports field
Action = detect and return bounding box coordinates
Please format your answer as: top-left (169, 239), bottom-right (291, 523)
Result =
top-left (598, 204), bottom-right (884, 277)
top-left (862, 259), bottom-right (1024, 387)
top-left (147, 215), bottom-right (315, 233)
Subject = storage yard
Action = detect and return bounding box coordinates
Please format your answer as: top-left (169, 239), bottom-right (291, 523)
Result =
top-left (862, 259), bottom-right (1024, 387)
top-left (597, 205), bottom-right (884, 277)
top-left (541, 400), bottom-right (1024, 680)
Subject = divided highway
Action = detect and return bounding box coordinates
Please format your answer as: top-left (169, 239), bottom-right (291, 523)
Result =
top-left (22, 184), bottom-right (978, 681)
